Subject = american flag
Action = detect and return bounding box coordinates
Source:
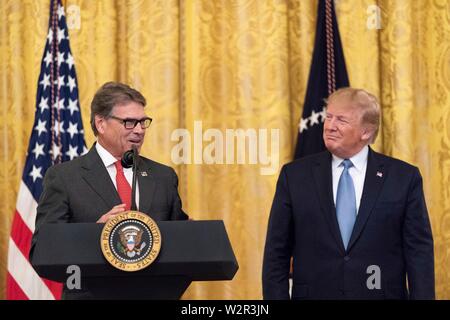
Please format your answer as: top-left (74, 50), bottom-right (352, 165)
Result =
top-left (6, 0), bottom-right (86, 300)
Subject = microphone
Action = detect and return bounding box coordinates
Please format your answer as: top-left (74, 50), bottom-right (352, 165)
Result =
top-left (121, 150), bottom-right (134, 168)
top-left (121, 145), bottom-right (138, 211)
top-left (130, 145), bottom-right (138, 211)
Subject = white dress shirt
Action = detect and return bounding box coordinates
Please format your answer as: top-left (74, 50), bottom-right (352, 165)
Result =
top-left (331, 146), bottom-right (368, 214)
top-left (95, 142), bottom-right (140, 209)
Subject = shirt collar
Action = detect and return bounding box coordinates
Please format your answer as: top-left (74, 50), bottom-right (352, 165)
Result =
top-left (331, 145), bottom-right (369, 173)
top-left (95, 141), bottom-right (119, 168)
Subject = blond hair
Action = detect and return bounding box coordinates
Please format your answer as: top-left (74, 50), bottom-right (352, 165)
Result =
top-left (326, 87), bottom-right (381, 143)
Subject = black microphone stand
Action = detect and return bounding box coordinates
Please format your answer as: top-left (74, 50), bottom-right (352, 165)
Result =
top-left (120, 146), bottom-right (138, 211)
top-left (130, 145), bottom-right (138, 211)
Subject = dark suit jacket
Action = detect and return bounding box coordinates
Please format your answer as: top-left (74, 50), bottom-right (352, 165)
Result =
top-left (262, 148), bottom-right (434, 300)
top-left (30, 146), bottom-right (187, 298)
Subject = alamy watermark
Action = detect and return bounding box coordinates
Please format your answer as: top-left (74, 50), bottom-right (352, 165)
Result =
top-left (66, 264), bottom-right (81, 290)
top-left (171, 121), bottom-right (280, 176)
top-left (66, 5), bottom-right (81, 30)
top-left (366, 264), bottom-right (381, 290)
top-left (367, 5), bottom-right (382, 30)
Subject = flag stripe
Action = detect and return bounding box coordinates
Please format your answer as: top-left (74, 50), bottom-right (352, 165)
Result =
top-left (42, 278), bottom-right (63, 298)
top-left (7, 239), bottom-right (55, 300)
top-left (10, 210), bottom-right (33, 261)
top-left (6, 272), bottom-right (28, 300)
top-left (9, 216), bottom-right (63, 299)
top-left (15, 181), bottom-right (38, 233)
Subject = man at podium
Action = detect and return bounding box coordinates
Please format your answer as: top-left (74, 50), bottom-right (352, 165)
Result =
top-left (28, 82), bottom-right (241, 300)
top-left (31, 81), bottom-right (188, 263)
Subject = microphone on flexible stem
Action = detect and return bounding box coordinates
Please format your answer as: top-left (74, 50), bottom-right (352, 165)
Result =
top-left (121, 145), bottom-right (138, 211)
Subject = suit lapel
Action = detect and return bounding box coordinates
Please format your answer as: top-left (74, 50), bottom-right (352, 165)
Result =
top-left (81, 146), bottom-right (121, 209)
top-left (136, 158), bottom-right (156, 214)
top-left (347, 148), bottom-right (386, 251)
top-left (312, 152), bottom-right (346, 254)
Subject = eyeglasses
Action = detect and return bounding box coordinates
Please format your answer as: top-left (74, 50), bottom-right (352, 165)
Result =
top-left (109, 115), bottom-right (153, 129)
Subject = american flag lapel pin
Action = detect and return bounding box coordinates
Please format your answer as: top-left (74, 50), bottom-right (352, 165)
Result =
top-left (376, 171), bottom-right (383, 178)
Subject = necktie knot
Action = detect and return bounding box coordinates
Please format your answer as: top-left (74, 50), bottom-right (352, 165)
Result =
top-left (341, 159), bottom-right (353, 170)
top-left (115, 160), bottom-right (124, 172)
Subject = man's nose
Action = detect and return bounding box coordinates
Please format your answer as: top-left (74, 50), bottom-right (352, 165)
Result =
top-left (325, 118), bottom-right (338, 130)
top-left (133, 123), bottom-right (145, 134)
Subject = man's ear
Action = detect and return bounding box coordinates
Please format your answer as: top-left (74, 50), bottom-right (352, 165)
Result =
top-left (361, 126), bottom-right (373, 142)
top-left (95, 115), bottom-right (106, 135)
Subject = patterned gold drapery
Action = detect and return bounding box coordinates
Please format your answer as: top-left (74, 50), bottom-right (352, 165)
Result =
top-left (1, 0), bottom-right (449, 299)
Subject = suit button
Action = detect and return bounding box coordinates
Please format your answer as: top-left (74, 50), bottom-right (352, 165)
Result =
top-left (344, 256), bottom-right (350, 261)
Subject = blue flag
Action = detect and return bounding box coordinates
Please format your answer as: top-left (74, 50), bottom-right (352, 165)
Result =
top-left (294, 0), bottom-right (349, 159)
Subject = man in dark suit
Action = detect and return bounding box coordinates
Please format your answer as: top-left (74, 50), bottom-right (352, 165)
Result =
top-left (30, 82), bottom-right (187, 298)
top-left (262, 88), bottom-right (434, 300)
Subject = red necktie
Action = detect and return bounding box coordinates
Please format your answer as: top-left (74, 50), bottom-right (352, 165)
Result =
top-left (114, 161), bottom-right (132, 211)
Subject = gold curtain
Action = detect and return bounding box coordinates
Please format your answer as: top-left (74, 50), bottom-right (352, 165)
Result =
top-left (1, 0), bottom-right (449, 299)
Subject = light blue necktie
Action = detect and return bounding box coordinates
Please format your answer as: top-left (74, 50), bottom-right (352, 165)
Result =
top-left (336, 159), bottom-right (357, 250)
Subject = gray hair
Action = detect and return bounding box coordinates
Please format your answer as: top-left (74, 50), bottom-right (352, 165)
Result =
top-left (90, 82), bottom-right (146, 136)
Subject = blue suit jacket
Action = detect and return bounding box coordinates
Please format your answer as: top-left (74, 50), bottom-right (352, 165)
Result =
top-left (262, 148), bottom-right (434, 299)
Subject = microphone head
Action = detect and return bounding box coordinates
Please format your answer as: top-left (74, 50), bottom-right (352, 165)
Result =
top-left (121, 150), bottom-right (134, 168)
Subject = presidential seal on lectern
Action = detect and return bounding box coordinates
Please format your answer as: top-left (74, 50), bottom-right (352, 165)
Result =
top-left (100, 211), bottom-right (161, 272)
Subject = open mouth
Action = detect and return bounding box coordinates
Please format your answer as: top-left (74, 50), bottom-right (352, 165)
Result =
top-left (128, 139), bottom-right (142, 145)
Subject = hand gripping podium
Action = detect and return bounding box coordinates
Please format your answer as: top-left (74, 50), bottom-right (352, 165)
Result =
top-left (30, 220), bottom-right (239, 299)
